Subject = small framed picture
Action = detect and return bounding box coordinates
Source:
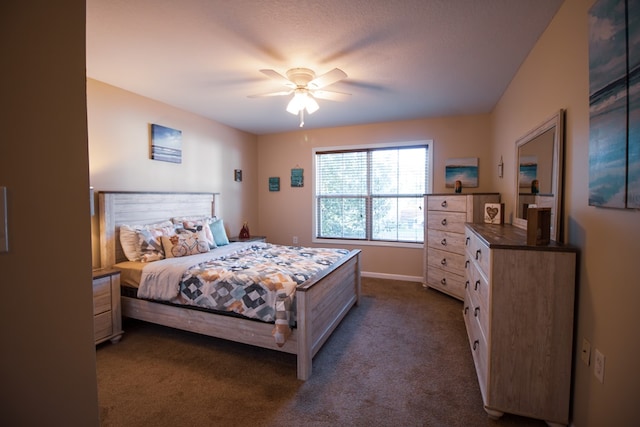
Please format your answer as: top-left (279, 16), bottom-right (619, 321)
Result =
top-left (484, 203), bottom-right (504, 224)
top-left (269, 177), bottom-right (280, 192)
top-left (234, 169), bottom-right (242, 182)
top-left (291, 168), bottom-right (304, 187)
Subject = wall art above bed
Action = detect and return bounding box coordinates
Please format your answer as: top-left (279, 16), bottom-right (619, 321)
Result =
top-left (150, 123), bottom-right (182, 164)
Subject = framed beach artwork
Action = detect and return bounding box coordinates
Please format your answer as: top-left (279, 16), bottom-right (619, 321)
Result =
top-left (150, 124), bottom-right (182, 164)
top-left (445, 158), bottom-right (478, 188)
top-left (519, 156), bottom-right (538, 188)
top-left (588, 0), bottom-right (640, 208)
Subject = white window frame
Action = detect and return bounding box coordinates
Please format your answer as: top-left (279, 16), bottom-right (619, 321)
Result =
top-left (312, 140), bottom-right (433, 248)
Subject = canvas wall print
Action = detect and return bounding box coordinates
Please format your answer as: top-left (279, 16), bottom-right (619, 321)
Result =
top-left (627, 0), bottom-right (640, 208)
top-left (588, 0), bottom-right (629, 208)
top-left (445, 158), bottom-right (478, 188)
top-left (519, 156), bottom-right (538, 188)
top-left (151, 124), bottom-right (182, 164)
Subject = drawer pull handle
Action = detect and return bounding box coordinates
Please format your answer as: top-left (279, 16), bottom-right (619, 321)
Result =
top-left (441, 258), bottom-right (447, 266)
top-left (475, 280), bottom-right (480, 291)
top-left (475, 249), bottom-right (481, 260)
top-left (465, 280), bottom-right (469, 289)
top-left (441, 218), bottom-right (447, 226)
top-left (474, 307), bottom-right (480, 317)
top-left (441, 238), bottom-right (447, 246)
top-left (440, 278), bottom-right (447, 285)
top-left (464, 306), bottom-right (469, 315)
top-left (441, 200), bottom-right (447, 208)
top-left (465, 236), bottom-right (470, 246)
top-left (473, 340), bottom-right (479, 351)
top-left (465, 260), bottom-right (470, 268)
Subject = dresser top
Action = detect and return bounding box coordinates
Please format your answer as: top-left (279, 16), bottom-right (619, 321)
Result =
top-left (466, 223), bottom-right (578, 253)
top-left (426, 192), bottom-right (500, 196)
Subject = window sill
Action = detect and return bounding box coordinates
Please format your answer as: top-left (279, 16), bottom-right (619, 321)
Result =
top-left (313, 238), bottom-right (424, 249)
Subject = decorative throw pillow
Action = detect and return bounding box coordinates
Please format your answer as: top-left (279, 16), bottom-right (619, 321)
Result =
top-left (137, 225), bottom-right (176, 262)
top-left (209, 218), bottom-right (230, 246)
top-left (161, 228), bottom-right (210, 258)
top-left (172, 216), bottom-right (216, 248)
top-left (120, 220), bottom-right (175, 262)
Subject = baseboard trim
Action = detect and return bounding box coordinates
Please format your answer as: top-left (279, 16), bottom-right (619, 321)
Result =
top-left (361, 271), bottom-right (423, 283)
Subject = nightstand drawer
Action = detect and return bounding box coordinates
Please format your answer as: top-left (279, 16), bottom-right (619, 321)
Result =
top-left (94, 311), bottom-right (113, 342)
top-left (93, 277), bottom-right (111, 315)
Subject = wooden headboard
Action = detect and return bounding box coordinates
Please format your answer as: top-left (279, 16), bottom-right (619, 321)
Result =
top-left (99, 191), bottom-right (218, 268)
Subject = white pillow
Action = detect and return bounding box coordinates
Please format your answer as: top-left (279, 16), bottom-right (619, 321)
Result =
top-left (172, 216), bottom-right (216, 248)
top-left (119, 220), bottom-right (175, 262)
top-left (161, 228), bottom-right (210, 258)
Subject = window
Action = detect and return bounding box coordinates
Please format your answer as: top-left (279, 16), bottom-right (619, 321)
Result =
top-left (314, 142), bottom-right (431, 245)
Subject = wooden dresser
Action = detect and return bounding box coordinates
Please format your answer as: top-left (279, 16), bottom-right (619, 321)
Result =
top-left (463, 223), bottom-right (577, 425)
top-left (424, 193), bottom-right (500, 300)
top-left (93, 268), bottom-right (123, 345)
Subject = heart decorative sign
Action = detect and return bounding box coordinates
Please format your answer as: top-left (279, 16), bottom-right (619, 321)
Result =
top-left (484, 203), bottom-right (504, 224)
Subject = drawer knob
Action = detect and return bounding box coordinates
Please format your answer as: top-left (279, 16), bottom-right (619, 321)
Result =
top-left (475, 280), bottom-right (480, 291)
top-left (440, 278), bottom-right (447, 285)
top-left (465, 236), bottom-right (470, 246)
top-left (441, 218), bottom-right (447, 226)
top-left (475, 249), bottom-right (481, 260)
top-left (473, 340), bottom-right (479, 351)
top-left (474, 307), bottom-right (480, 317)
top-left (441, 238), bottom-right (447, 246)
top-left (441, 200), bottom-right (447, 208)
top-left (441, 258), bottom-right (447, 266)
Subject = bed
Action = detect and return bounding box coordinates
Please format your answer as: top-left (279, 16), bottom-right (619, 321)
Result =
top-left (98, 191), bottom-right (361, 380)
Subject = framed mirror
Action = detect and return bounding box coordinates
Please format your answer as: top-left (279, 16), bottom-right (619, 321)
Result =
top-left (513, 109), bottom-right (565, 242)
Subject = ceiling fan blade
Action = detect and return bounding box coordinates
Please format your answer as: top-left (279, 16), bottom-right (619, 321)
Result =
top-left (311, 89), bottom-right (351, 101)
top-left (259, 69), bottom-right (295, 87)
top-left (247, 90), bottom-right (293, 98)
top-left (308, 68), bottom-right (347, 89)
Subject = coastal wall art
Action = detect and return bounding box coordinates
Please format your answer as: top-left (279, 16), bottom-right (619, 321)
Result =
top-left (445, 157), bottom-right (478, 188)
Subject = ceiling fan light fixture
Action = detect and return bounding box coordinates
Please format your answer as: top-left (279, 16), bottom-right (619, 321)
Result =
top-left (286, 90), bottom-right (319, 115)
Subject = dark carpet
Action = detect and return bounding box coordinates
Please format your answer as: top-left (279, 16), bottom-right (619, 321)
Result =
top-left (96, 278), bottom-right (546, 427)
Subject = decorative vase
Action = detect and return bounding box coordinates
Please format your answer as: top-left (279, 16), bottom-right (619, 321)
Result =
top-left (239, 222), bottom-right (250, 239)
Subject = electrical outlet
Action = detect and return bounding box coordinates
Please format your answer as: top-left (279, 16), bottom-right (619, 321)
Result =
top-left (581, 338), bottom-right (591, 366)
top-left (594, 349), bottom-right (605, 383)
top-left (292, 236), bottom-right (298, 245)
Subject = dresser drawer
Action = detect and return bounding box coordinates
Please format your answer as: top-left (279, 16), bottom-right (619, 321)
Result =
top-left (93, 277), bottom-right (111, 315)
top-left (428, 211), bottom-right (467, 233)
top-left (427, 195), bottom-right (467, 212)
top-left (427, 229), bottom-right (466, 255)
top-left (464, 294), bottom-right (488, 398)
top-left (94, 311), bottom-right (113, 342)
top-left (427, 247), bottom-right (466, 276)
top-left (466, 257), bottom-right (490, 312)
top-left (465, 228), bottom-right (490, 278)
top-left (426, 268), bottom-right (466, 299)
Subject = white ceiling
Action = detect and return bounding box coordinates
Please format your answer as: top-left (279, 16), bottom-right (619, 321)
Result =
top-left (86, 0), bottom-right (564, 135)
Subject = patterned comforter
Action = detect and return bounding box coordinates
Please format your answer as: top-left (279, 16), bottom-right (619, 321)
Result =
top-left (139, 243), bottom-right (349, 346)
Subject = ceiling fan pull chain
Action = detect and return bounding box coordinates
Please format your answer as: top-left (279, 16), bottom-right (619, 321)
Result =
top-left (299, 109), bottom-right (305, 127)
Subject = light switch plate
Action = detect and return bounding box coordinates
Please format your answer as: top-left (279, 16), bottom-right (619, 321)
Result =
top-left (0, 186), bottom-right (7, 252)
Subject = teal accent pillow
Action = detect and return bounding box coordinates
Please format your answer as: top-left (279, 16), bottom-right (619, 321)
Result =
top-left (209, 218), bottom-right (230, 246)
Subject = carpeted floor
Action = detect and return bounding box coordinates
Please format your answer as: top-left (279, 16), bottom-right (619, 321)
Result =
top-left (96, 278), bottom-right (547, 427)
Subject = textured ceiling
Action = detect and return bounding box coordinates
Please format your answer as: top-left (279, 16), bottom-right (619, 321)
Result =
top-left (86, 0), bottom-right (564, 135)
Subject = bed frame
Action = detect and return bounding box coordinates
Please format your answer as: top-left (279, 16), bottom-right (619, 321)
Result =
top-left (98, 191), bottom-right (361, 380)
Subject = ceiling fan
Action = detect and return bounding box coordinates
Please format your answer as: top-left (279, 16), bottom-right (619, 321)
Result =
top-left (249, 67), bottom-right (350, 127)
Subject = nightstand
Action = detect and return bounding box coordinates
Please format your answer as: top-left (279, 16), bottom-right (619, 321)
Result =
top-left (93, 268), bottom-right (123, 345)
top-left (229, 235), bottom-right (267, 243)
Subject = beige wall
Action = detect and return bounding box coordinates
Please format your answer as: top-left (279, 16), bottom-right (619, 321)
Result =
top-left (87, 79), bottom-right (259, 268)
top-left (257, 115), bottom-right (493, 279)
top-left (492, 0), bottom-right (640, 425)
top-left (0, 1), bottom-right (99, 425)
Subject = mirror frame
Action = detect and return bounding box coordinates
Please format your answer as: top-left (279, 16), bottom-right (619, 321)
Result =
top-left (513, 109), bottom-right (565, 242)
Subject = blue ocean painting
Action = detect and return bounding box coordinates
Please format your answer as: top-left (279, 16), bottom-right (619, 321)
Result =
top-left (627, 0), bottom-right (640, 208)
top-left (445, 158), bottom-right (478, 188)
top-left (588, 0), bottom-right (628, 208)
top-left (151, 124), bottom-right (182, 164)
top-left (519, 156), bottom-right (537, 188)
